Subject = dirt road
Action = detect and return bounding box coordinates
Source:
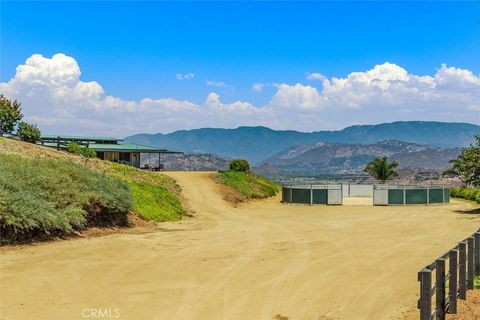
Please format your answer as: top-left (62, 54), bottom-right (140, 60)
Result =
top-left (1, 172), bottom-right (479, 320)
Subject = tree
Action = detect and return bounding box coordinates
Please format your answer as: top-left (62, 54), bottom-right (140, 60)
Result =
top-left (364, 157), bottom-right (399, 182)
top-left (0, 95), bottom-right (23, 135)
top-left (229, 159), bottom-right (250, 172)
top-left (445, 135), bottom-right (480, 187)
top-left (17, 121), bottom-right (41, 143)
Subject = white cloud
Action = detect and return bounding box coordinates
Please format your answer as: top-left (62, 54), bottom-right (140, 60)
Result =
top-left (306, 72), bottom-right (326, 81)
top-left (269, 83), bottom-right (327, 110)
top-left (175, 72), bottom-right (194, 80)
top-left (252, 83), bottom-right (267, 92)
top-left (206, 80), bottom-right (235, 92)
top-left (1, 54), bottom-right (479, 136)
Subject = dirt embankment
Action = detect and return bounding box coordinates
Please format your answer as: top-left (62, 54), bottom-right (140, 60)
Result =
top-left (1, 171), bottom-right (479, 320)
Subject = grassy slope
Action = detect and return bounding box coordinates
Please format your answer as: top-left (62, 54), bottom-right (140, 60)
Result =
top-left (217, 170), bottom-right (279, 202)
top-left (0, 137), bottom-right (184, 222)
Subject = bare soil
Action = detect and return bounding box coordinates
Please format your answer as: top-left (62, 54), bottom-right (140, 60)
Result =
top-left (446, 290), bottom-right (480, 320)
top-left (1, 171), bottom-right (479, 320)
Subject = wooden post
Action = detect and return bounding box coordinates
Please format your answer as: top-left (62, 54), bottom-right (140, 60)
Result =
top-left (459, 242), bottom-right (467, 299)
top-left (448, 250), bottom-right (458, 314)
top-left (467, 237), bottom-right (474, 290)
top-left (436, 258), bottom-right (446, 320)
top-left (419, 268), bottom-right (432, 320)
top-left (475, 232), bottom-right (480, 276)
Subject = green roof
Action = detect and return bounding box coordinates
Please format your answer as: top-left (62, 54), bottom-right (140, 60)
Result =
top-left (88, 141), bottom-right (172, 153)
top-left (39, 135), bottom-right (182, 154)
top-left (41, 135), bottom-right (120, 142)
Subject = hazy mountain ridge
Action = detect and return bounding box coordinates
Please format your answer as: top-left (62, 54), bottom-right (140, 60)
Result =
top-left (125, 121), bottom-right (479, 163)
top-left (259, 140), bottom-right (461, 174)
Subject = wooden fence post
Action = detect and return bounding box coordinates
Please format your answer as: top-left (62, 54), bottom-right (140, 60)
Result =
top-left (459, 242), bottom-right (467, 299)
top-left (448, 250), bottom-right (458, 314)
top-left (467, 237), bottom-right (474, 290)
top-left (436, 258), bottom-right (446, 320)
top-left (475, 232), bottom-right (480, 276)
top-left (419, 268), bottom-right (432, 320)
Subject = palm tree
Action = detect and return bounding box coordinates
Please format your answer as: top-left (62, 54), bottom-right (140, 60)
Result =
top-left (364, 157), bottom-right (399, 182)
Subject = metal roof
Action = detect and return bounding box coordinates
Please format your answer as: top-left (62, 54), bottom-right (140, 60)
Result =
top-left (41, 141), bottom-right (181, 154)
top-left (88, 141), bottom-right (176, 153)
top-left (41, 135), bottom-right (120, 142)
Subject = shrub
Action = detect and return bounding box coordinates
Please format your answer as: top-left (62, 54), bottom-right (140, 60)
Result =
top-left (229, 159), bottom-right (250, 172)
top-left (450, 187), bottom-right (480, 204)
top-left (66, 142), bottom-right (81, 154)
top-left (17, 121), bottom-right (41, 143)
top-left (79, 147), bottom-right (97, 158)
top-left (0, 154), bottom-right (132, 243)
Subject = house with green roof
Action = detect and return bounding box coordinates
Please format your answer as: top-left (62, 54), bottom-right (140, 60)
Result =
top-left (39, 135), bottom-right (181, 169)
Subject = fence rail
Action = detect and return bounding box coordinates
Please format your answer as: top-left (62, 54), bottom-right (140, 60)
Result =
top-left (418, 229), bottom-right (480, 320)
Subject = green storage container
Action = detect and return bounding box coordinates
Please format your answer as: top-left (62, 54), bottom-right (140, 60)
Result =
top-left (312, 189), bottom-right (327, 204)
top-left (428, 189), bottom-right (444, 204)
top-left (388, 189), bottom-right (404, 205)
top-left (292, 188), bottom-right (311, 204)
top-left (406, 189), bottom-right (428, 204)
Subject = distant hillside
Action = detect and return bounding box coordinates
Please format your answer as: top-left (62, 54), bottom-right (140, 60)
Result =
top-left (142, 153), bottom-right (228, 171)
top-left (258, 140), bottom-right (461, 174)
top-left (125, 121), bottom-right (479, 163)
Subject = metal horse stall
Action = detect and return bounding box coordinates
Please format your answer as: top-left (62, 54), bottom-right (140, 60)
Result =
top-left (282, 185), bottom-right (343, 205)
top-left (373, 185), bottom-right (450, 206)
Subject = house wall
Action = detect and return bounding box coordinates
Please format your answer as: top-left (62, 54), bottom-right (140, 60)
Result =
top-left (102, 151), bottom-right (140, 168)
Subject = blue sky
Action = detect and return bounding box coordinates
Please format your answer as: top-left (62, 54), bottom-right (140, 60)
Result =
top-left (1, 1), bottom-right (479, 135)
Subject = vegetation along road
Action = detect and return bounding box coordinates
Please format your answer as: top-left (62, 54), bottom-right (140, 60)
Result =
top-left (1, 171), bottom-right (479, 320)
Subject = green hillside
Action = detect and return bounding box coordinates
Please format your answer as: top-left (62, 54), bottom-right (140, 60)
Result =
top-left (0, 137), bottom-right (184, 244)
top-left (218, 170), bottom-right (279, 203)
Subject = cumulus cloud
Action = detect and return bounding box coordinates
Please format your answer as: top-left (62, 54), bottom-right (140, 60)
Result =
top-left (175, 72), bottom-right (194, 80)
top-left (306, 72), bottom-right (326, 81)
top-left (1, 53), bottom-right (479, 136)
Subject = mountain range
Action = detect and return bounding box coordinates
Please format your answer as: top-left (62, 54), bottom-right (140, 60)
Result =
top-left (125, 121), bottom-right (479, 163)
top-left (258, 140), bottom-right (461, 174)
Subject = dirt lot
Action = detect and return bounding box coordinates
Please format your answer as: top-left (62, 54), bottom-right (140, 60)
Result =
top-left (1, 171), bottom-right (479, 320)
